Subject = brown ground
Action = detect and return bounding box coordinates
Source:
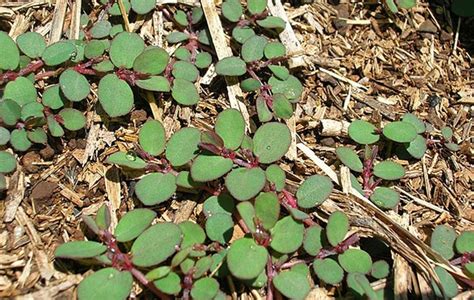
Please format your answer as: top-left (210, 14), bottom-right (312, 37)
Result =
top-left (0, 0), bottom-right (473, 299)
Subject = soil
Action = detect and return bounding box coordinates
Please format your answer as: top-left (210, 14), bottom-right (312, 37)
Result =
top-left (0, 0), bottom-right (473, 299)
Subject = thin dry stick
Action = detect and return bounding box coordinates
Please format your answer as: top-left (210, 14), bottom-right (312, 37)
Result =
top-left (69, 0), bottom-right (81, 40)
top-left (117, 0), bottom-right (131, 32)
top-left (200, 0), bottom-right (251, 131)
top-left (49, 0), bottom-right (68, 43)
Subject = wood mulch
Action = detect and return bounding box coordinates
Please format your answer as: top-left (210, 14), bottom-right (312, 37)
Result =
top-left (0, 0), bottom-right (472, 298)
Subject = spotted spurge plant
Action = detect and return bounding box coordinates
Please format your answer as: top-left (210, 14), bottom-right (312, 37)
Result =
top-left (336, 113), bottom-right (460, 210)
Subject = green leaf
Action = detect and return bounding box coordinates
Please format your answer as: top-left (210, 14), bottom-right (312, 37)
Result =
top-left (232, 26), bottom-right (255, 44)
top-left (131, 222), bottom-right (182, 267)
top-left (405, 135), bottom-right (427, 159)
top-left (371, 260), bottom-right (390, 279)
top-left (203, 194), bottom-right (235, 217)
top-left (98, 74), bottom-right (134, 117)
top-left (165, 127), bottom-right (201, 167)
top-left (115, 208), bottom-right (157, 242)
top-left (90, 20), bottom-right (112, 39)
top-left (338, 249), bottom-right (372, 274)
top-left (47, 115), bottom-right (64, 137)
top-left (225, 167), bottom-right (266, 201)
top-left (198, 29), bottom-right (212, 45)
top-left (191, 278), bottom-right (219, 300)
top-left (385, 0), bottom-right (399, 12)
top-left (397, 0), bottom-right (416, 9)
top-left (313, 258), bottom-right (344, 284)
top-left (441, 126), bottom-right (453, 140)
top-left (59, 69), bottom-right (90, 102)
top-left (172, 61), bottom-right (199, 82)
top-left (42, 84), bottom-right (65, 109)
top-left (93, 60), bottom-right (115, 72)
top-left (26, 128), bottom-right (46, 143)
top-left (256, 96), bottom-right (273, 122)
top-left (348, 120), bottom-right (380, 144)
top-left (455, 231), bottom-right (474, 254)
top-left (107, 151), bottom-right (146, 169)
top-left (55, 241), bottom-right (106, 259)
top-left (256, 16), bottom-right (286, 29)
top-left (241, 35), bottom-right (267, 63)
top-left (215, 56), bottom-right (247, 76)
top-left (222, 0), bottom-right (243, 22)
top-left (146, 266), bottom-right (171, 281)
top-left (153, 272), bottom-right (182, 295)
top-left (303, 225), bottom-right (323, 256)
top-left (131, 0), bottom-right (155, 14)
top-left (268, 75), bottom-right (303, 102)
top-left (176, 170), bottom-right (202, 189)
top-left (432, 266), bottom-right (458, 298)
top-left (430, 225), bottom-right (456, 260)
top-left (0, 99), bottom-right (21, 126)
top-left (227, 237), bottom-right (268, 279)
top-left (268, 65), bottom-right (289, 80)
top-left (215, 108), bottom-right (245, 150)
top-left (16, 32), bottom-right (46, 59)
top-left (167, 31), bottom-right (190, 43)
top-left (206, 213), bottom-right (234, 244)
top-left (195, 52), bottom-right (212, 69)
top-left (192, 6), bottom-right (204, 24)
top-left (139, 120), bottom-right (166, 156)
top-left (383, 121), bottom-right (417, 143)
top-left (373, 160), bottom-right (405, 180)
top-left (174, 47), bottom-right (191, 61)
top-left (370, 187), bottom-right (400, 209)
top-left (135, 173), bottom-right (177, 205)
top-left (254, 192), bottom-right (280, 229)
top-left (347, 273), bottom-right (377, 299)
top-left (265, 164), bottom-right (285, 191)
top-left (336, 147), bottom-right (363, 172)
top-left (0, 31), bottom-right (19, 70)
top-left (264, 42), bottom-right (286, 59)
top-left (41, 41), bottom-right (76, 66)
top-left (296, 175), bottom-right (333, 208)
top-left (174, 10), bottom-right (188, 26)
top-left (452, 0), bottom-right (474, 16)
top-left (270, 216), bottom-right (304, 253)
top-left (136, 76), bottom-right (170, 92)
top-left (20, 102), bottom-right (43, 121)
top-left (78, 268), bottom-right (132, 300)
top-left (193, 256), bottom-right (213, 279)
top-left (171, 79), bottom-right (199, 105)
top-left (95, 204), bottom-right (111, 230)
top-left (191, 154), bottom-right (233, 182)
top-left (402, 113), bottom-right (425, 134)
top-left (240, 78), bottom-right (261, 92)
top-left (272, 94), bottom-right (293, 119)
top-left (273, 270), bottom-right (310, 300)
top-left (237, 201), bottom-right (256, 233)
top-left (0, 151), bottom-right (16, 173)
top-left (247, 0), bottom-right (267, 14)
top-left (59, 108), bottom-right (86, 131)
top-left (464, 262), bottom-right (474, 278)
top-left (253, 122), bottom-right (291, 164)
top-left (110, 32), bottom-right (145, 68)
top-left (109, 24), bottom-right (124, 37)
top-left (133, 47), bottom-right (169, 75)
top-left (4, 76), bottom-right (37, 106)
top-left (326, 211), bottom-right (349, 246)
top-left (179, 221), bottom-right (206, 248)
top-left (10, 129), bottom-right (32, 152)
top-left (0, 127), bottom-right (10, 146)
